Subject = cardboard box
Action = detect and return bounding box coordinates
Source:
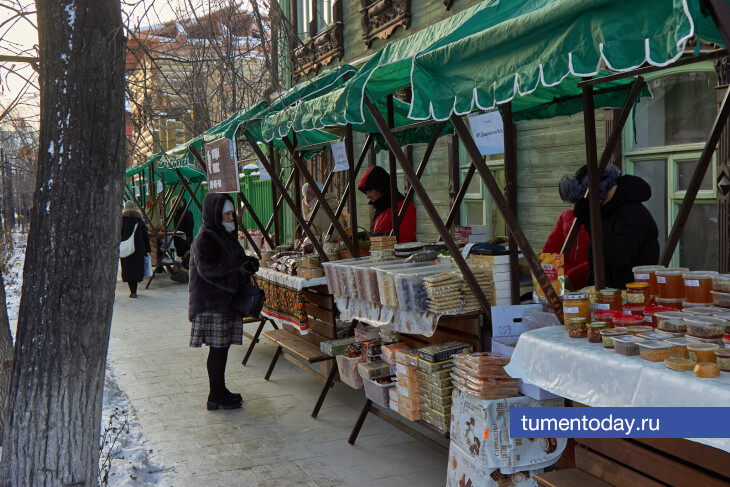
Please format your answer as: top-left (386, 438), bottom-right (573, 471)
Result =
top-left (490, 305), bottom-right (561, 400)
top-left (358, 361), bottom-right (395, 380)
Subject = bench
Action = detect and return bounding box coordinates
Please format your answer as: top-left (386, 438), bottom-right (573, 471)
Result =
top-left (534, 402), bottom-right (730, 487)
top-left (260, 285), bottom-right (341, 419)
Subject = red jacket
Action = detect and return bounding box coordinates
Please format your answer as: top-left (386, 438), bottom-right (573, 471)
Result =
top-left (543, 209), bottom-right (590, 290)
top-left (373, 199), bottom-right (417, 243)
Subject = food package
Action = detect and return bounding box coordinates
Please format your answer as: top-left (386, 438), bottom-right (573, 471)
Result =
top-left (418, 342), bottom-right (473, 363)
top-left (449, 389), bottom-right (566, 471)
top-left (381, 342), bottom-right (411, 365)
top-left (354, 324), bottom-right (380, 341)
top-left (361, 339), bottom-right (382, 362)
top-left (320, 336), bottom-right (358, 357)
top-left (446, 442), bottom-right (544, 487)
top-left (532, 253), bottom-right (565, 298)
top-left (395, 362), bottom-right (418, 377)
top-left (358, 361), bottom-right (395, 380)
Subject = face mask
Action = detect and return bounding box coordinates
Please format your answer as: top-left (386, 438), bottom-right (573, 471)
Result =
top-left (222, 221), bottom-right (236, 233)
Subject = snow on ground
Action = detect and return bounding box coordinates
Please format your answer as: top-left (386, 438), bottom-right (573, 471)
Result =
top-left (2, 231), bottom-right (174, 486)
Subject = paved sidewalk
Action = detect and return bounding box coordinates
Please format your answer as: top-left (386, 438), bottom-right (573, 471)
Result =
top-left (108, 276), bottom-right (448, 486)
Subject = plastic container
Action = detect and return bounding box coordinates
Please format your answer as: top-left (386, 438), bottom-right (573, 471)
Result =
top-left (637, 331), bottom-right (682, 341)
top-left (683, 306), bottom-right (725, 315)
top-left (363, 377), bottom-right (396, 407)
top-left (694, 362), bottom-right (720, 378)
top-left (587, 322), bottom-right (608, 343)
top-left (625, 325), bottom-right (654, 335)
top-left (665, 337), bottom-right (690, 359)
top-left (623, 305), bottom-right (646, 317)
top-left (715, 349), bottom-right (730, 371)
top-left (685, 335), bottom-right (726, 347)
top-left (684, 316), bottom-right (726, 339)
top-left (323, 256), bottom-right (373, 298)
top-left (638, 341), bottom-right (672, 362)
top-left (613, 314), bottom-right (645, 329)
top-left (626, 282), bottom-right (650, 306)
top-left (686, 342), bottom-right (720, 363)
top-left (563, 292), bottom-right (591, 329)
top-left (336, 354), bottom-right (364, 389)
top-left (655, 311), bottom-right (688, 332)
top-left (655, 297), bottom-right (686, 310)
top-left (665, 358), bottom-right (695, 371)
top-left (683, 271), bottom-right (717, 303)
top-left (596, 288), bottom-right (623, 311)
top-left (613, 336), bottom-right (646, 356)
top-left (711, 290), bottom-right (730, 309)
top-left (600, 328), bottom-right (628, 348)
top-left (633, 265), bottom-right (665, 297)
top-left (712, 274), bottom-right (730, 292)
top-left (594, 310), bottom-right (621, 328)
top-left (567, 317), bottom-right (588, 338)
top-left (374, 261), bottom-right (434, 307)
top-left (643, 305), bottom-right (679, 327)
top-left (656, 268), bottom-right (689, 299)
top-left (725, 334), bottom-right (730, 349)
top-left (394, 264), bottom-right (454, 312)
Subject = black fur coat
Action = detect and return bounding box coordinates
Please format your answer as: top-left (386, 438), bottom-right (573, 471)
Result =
top-left (188, 193), bottom-right (259, 321)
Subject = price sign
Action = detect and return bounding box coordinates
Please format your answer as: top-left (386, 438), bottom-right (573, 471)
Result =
top-left (205, 138), bottom-right (239, 193)
top-left (331, 140), bottom-right (349, 172)
top-left (467, 111), bottom-right (505, 156)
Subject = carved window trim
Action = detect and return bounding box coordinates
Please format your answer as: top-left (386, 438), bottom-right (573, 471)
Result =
top-left (360, 0), bottom-right (411, 49)
top-left (291, 0), bottom-right (344, 82)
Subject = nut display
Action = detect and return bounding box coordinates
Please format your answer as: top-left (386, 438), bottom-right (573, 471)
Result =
top-left (600, 328), bottom-right (628, 348)
top-left (567, 317), bottom-right (588, 338)
top-left (613, 336), bottom-right (646, 356)
top-left (715, 349), bottom-right (730, 372)
top-left (587, 322), bottom-right (608, 343)
top-left (664, 358), bottom-right (696, 371)
top-left (638, 341), bottom-right (672, 362)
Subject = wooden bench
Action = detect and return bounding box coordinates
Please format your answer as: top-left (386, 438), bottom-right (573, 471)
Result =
top-left (260, 285), bottom-right (341, 419)
top-left (348, 312), bottom-right (486, 450)
top-left (535, 402), bottom-right (730, 486)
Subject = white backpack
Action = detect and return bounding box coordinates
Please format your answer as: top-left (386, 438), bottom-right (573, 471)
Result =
top-left (119, 223), bottom-right (138, 258)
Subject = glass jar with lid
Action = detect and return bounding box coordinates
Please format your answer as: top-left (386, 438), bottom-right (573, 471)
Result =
top-left (626, 282), bottom-right (650, 306)
top-left (595, 288), bottom-right (622, 311)
top-left (563, 292), bottom-right (590, 330)
top-left (567, 317), bottom-right (588, 338)
top-left (683, 271), bottom-right (718, 304)
top-left (632, 265), bottom-right (665, 298)
top-left (655, 268), bottom-right (690, 299)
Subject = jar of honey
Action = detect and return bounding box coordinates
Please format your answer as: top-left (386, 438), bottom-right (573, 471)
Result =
top-left (633, 265), bottom-right (665, 299)
top-left (655, 296), bottom-right (685, 310)
top-left (623, 305), bottom-right (646, 317)
top-left (655, 268), bottom-right (689, 299)
top-left (643, 305), bottom-right (679, 327)
top-left (563, 292), bottom-right (590, 330)
top-left (595, 288), bottom-right (623, 311)
top-left (594, 309), bottom-right (621, 328)
top-left (683, 271), bottom-right (718, 304)
top-left (626, 282), bottom-right (650, 306)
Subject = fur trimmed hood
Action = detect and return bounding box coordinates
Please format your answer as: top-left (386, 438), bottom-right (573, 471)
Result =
top-left (122, 209), bottom-right (144, 219)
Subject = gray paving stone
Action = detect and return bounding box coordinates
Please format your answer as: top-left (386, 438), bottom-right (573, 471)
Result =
top-left (109, 277), bottom-right (447, 485)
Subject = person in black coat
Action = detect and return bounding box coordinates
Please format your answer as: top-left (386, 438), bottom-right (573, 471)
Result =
top-left (189, 192), bottom-right (259, 411)
top-left (560, 165), bottom-right (660, 289)
top-left (120, 201), bottom-right (151, 298)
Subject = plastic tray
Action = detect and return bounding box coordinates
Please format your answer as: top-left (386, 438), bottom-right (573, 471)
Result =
top-left (336, 354), bottom-right (364, 389)
top-left (394, 264), bottom-right (455, 312)
top-left (363, 376), bottom-right (396, 408)
top-left (684, 316), bottom-right (726, 339)
top-left (322, 256), bottom-right (372, 297)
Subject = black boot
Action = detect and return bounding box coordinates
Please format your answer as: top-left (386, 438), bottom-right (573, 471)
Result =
top-left (206, 346), bottom-right (242, 410)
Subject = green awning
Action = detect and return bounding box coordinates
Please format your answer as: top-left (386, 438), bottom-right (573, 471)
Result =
top-left (262, 0), bottom-right (725, 136)
top-left (124, 157), bottom-right (153, 179)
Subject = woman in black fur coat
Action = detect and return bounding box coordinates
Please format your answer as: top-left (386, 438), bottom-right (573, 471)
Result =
top-left (120, 200), bottom-right (151, 298)
top-left (189, 192), bottom-right (259, 410)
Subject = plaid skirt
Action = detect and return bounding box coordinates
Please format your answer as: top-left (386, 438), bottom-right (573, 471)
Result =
top-left (190, 313), bottom-right (243, 348)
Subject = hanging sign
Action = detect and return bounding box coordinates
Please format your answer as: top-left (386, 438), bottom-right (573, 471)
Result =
top-left (257, 158), bottom-right (271, 181)
top-left (467, 111), bottom-right (505, 156)
top-left (331, 140), bottom-right (349, 172)
top-left (156, 181), bottom-right (163, 194)
top-left (205, 138), bottom-right (239, 193)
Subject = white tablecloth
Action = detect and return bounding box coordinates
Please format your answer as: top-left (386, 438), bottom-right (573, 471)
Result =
top-left (504, 326), bottom-right (730, 453)
top-left (256, 267), bottom-right (327, 290)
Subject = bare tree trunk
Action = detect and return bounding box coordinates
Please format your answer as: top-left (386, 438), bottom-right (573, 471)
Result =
top-left (0, 270), bottom-right (13, 443)
top-left (0, 0), bottom-right (126, 485)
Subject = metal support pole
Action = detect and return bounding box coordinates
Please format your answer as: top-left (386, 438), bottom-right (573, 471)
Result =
top-left (244, 131), bottom-right (329, 260)
top-left (386, 94), bottom-right (400, 240)
top-left (582, 83), bottom-right (606, 290)
top-left (503, 103), bottom-right (520, 305)
top-left (449, 114), bottom-right (563, 321)
top-left (346, 124), bottom-right (359, 257)
top-left (661, 86), bottom-right (730, 265)
top-left (282, 137), bottom-right (356, 256)
top-left (561, 76), bottom-right (646, 255)
top-left (365, 98), bottom-right (493, 316)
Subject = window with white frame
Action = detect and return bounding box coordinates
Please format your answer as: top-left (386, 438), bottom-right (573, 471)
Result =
top-left (623, 66), bottom-right (718, 271)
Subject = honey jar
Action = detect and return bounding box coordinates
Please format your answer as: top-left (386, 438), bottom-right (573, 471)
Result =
top-left (643, 305), bottom-right (679, 327)
top-left (683, 271), bottom-right (717, 304)
top-left (594, 310), bottom-right (621, 328)
top-left (626, 282), bottom-right (650, 306)
top-left (656, 268), bottom-right (689, 300)
top-left (563, 292), bottom-right (590, 330)
top-left (633, 265), bottom-right (665, 298)
top-left (595, 288), bottom-right (623, 311)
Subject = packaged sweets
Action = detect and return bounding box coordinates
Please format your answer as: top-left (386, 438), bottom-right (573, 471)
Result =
top-left (533, 253), bottom-right (564, 298)
top-left (417, 342), bottom-right (472, 363)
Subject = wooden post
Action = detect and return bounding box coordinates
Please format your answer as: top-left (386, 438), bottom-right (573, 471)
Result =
top-left (265, 171), bottom-right (295, 234)
top-left (365, 98), bottom-right (493, 317)
top-left (269, 141), bottom-right (281, 247)
top-left (346, 124), bottom-right (359, 257)
top-left (386, 94), bottom-right (400, 240)
top-left (444, 165), bottom-right (475, 233)
top-left (503, 103), bottom-right (520, 305)
top-left (450, 114), bottom-right (563, 321)
top-left (447, 133), bottom-right (460, 234)
top-left (661, 86), bottom-right (730, 265)
top-left (716, 58), bottom-right (730, 273)
top-left (238, 190), bottom-right (276, 250)
top-left (236, 198), bottom-right (261, 258)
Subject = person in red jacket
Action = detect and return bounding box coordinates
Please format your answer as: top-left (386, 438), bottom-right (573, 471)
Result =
top-left (358, 166), bottom-right (416, 242)
top-left (543, 208), bottom-right (590, 290)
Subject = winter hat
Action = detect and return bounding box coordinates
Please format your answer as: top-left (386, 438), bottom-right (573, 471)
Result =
top-left (559, 164), bottom-right (621, 204)
top-left (222, 199), bottom-right (235, 215)
top-left (123, 200), bottom-right (135, 211)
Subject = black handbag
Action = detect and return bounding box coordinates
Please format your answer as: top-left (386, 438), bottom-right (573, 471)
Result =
top-left (230, 275), bottom-right (265, 317)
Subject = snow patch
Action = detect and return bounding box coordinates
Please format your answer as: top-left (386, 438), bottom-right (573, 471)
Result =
top-left (65, 2), bottom-right (76, 29)
top-left (45, 202), bottom-right (50, 214)
top-left (47, 141), bottom-right (54, 157)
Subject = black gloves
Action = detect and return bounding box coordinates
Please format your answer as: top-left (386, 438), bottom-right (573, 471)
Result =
top-left (239, 257), bottom-right (259, 277)
top-left (573, 198), bottom-right (591, 228)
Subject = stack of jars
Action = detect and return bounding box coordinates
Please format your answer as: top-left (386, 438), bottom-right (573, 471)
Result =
top-left (710, 274), bottom-right (730, 309)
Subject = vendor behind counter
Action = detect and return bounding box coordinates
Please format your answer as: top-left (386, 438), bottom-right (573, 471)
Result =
top-left (358, 166), bottom-right (416, 243)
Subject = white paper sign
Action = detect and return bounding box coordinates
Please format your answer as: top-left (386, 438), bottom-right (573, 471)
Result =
top-left (467, 111), bottom-right (505, 156)
top-left (331, 140), bottom-right (349, 172)
top-left (156, 181), bottom-right (163, 193)
top-left (257, 159), bottom-right (270, 181)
